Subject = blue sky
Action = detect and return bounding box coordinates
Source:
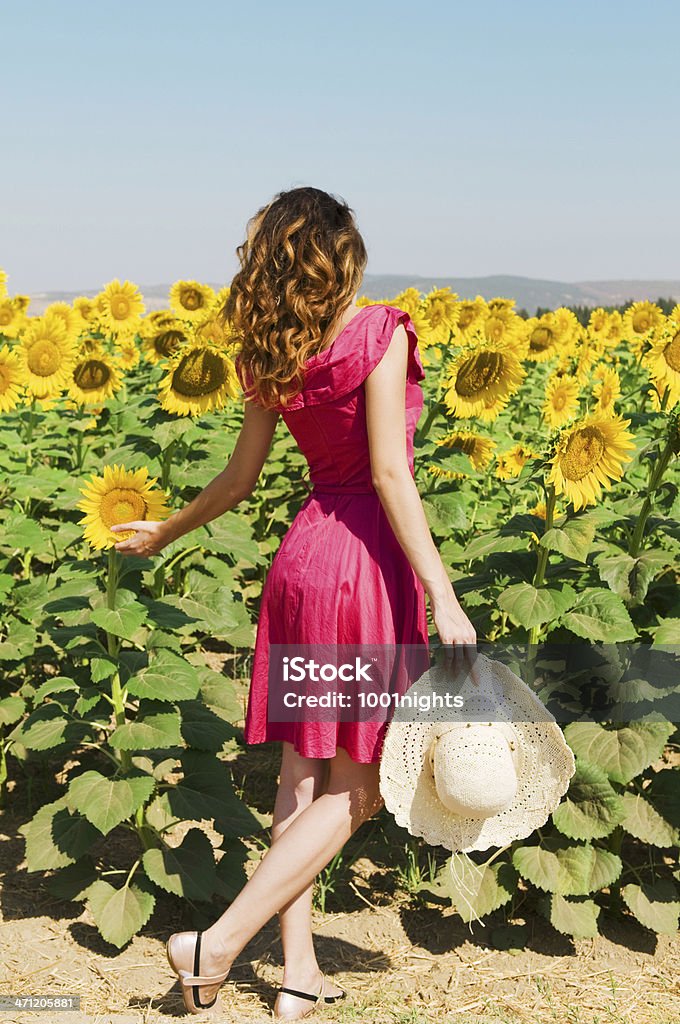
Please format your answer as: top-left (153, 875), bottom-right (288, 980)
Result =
top-left (3, 0), bottom-right (679, 291)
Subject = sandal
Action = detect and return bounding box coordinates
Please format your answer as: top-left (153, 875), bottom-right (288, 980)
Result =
top-left (274, 971), bottom-right (346, 1019)
top-left (166, 930), bottom-right (230, 1014)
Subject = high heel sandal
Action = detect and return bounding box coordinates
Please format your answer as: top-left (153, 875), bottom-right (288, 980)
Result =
top-left (273, 971), bottom-right (346, 1020)
top-left (166, 930), bottom-right (230, 1014)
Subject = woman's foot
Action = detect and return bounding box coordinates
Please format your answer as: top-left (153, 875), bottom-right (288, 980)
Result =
top-left (274, 968), bottom-right (345, 1020)
top-left (166, 930), bottom-right (233, 1014)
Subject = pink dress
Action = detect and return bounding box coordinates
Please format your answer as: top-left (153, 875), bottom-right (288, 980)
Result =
top-left (243, 303), bottom-right (430, 763)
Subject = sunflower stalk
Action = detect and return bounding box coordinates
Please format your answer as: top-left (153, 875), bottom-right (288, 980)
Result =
top-left (528, 483), bottom-right (557, 647)
top-left (629, 434), bottom-right (675, 557)
top-left (105, 546), bottom-right (131, 771)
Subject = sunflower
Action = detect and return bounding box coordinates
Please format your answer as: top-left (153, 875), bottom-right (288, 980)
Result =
top-left (0, 298), bottom-right (23, 338)
top-left (0, 268), bottom-right (7, 298)
top-left (524, 312), bottom-right (564, 362)
top-left (423, 287), bottom-right (459, 346)
top-left (0, 344), bottom-right (25, 412)
top-left (435, 429), bottom-right (495, 470)
top-left (604, 310), bottom-right (623, 348)
top-left (623, 301), bottom-right (664, 356)
top-left (487, 297), bottom-right (516, 316)
top-left (68, 351), bottom-right (122, 404)
top-left (452, 296), bottom-right (486, 340)
top-left (543, 374), bottom-right (580, 428)
top-left (496, 443), bottom-right (539, 480)
top-left (97, 279), bottom-right (145, 337)
top-left (593, 366), bottom-right (621, 413)
top-left (18, 313), bottom-right (77, 399)
top-left (169, 280), bottom-right (216, 322)
top-left (195, 312), bottom-right (234, 350)
top-left (390, 288), bottom-right (424, 318)
top-left (77, 463), bottom-right (171, 550)
top-left (547, 413), bottom-right (636, 511)
top-left (143, 323), bottom-right (188, 364)
top-left (529, 499), bottom-right (547, 519)
top-left (139, 310), bottom-right (178, 337)
top-left (115, 340), bottom-right (141, 370)
top-left (553, 307), bottom-right (580, 347)
top-left (44, 301), bottom-right (80, 342)
top-left (158, 343), bottom-right (239, 416)
top-left (211, 285), bottom-right (231, 314)
top-left (427, 465), bottom-right (467, 481)
top-left (72, 296), bottom-right (100, 332)
top-left (588, 308), bottom-right (609, 337)
top-left (443, 343), bottom-right (525, 421)
top-left (643, 320), bottom-right (680, 408)
top-left (13, 295), bottom-right (31, 313)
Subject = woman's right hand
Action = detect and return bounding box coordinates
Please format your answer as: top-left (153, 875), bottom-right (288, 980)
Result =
top-left (431, 589), bottom-right (480, 682)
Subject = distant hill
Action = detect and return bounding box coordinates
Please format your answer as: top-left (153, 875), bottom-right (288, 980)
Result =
top-left (25, 275), bottom-right (680, 316)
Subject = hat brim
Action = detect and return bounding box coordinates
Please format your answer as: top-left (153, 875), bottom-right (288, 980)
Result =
top-left (379, 653), bottom-right (576, 852)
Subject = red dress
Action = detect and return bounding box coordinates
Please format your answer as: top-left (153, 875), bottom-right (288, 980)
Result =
top-left (243, 303), bottom-right (430, 763)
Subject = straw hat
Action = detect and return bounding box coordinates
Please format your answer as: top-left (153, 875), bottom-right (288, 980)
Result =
top-left (379, 652), bottom-right (575, 853)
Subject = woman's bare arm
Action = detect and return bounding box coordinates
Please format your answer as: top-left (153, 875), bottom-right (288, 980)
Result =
top-left (364, 324), bottom-right (476, 648)
top-left (112, 400), bottom-right (280, 556)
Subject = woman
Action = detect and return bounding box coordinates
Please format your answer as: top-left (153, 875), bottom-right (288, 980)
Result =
top-left (111, 186), bottom-right (476, 1018)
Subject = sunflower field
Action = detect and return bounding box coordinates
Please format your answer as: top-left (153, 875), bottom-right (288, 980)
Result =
top-left (0, 269), bottom-right (678, 948)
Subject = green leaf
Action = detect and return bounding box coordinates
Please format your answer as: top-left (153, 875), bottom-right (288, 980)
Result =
top-left (214, 840), bottom-right (249, 900)
top-left (512, 838), bottom-right (621, 896)
top-left (621, 880), bottom-right (680, 935)
top-left (199, 512), bottom-right (266, 566)
top-left (142, 828), bottom-right (217, 900)
top-left (652, 619), bottom-right (680, 644)
top-left (595, 550), bottom-right (671, 605)
top-left (552, 759), bottom-right (625, 841)
top-left (8, 705), bottom-right (86, 751)
top-left (540, 519), bottom-right (596, 562)
top-left (498, 582), bottom-right (575, 629)
top-left (90, 656), bottom-right (118, 682)
top-left (33, 676), bottom-right (79, 702)
top-left (462, 531), bottom-right (526, 560)
top-left (169, 751), bottom-right (261, 835)
top-left (560, 589), bottom-right (637, 642)
top-left (126, 652), bottom-right (201, 703)
top-left (67, 771), bottom-right (155, 835)
top-left (0, 694), bottom-right (25, 726)
top-left (549, 895), bottom-right (600, 938)
top-left (179, 701), bottom-right (238, 751)
top-left (563, 721), bottom-right (674, 785)
top-left (91, 601), bottom-right (149, 641)
top-left (620, 791), bottom-right (679, 848)
top-left (645, 770), bottom-right (680, 832)
top-left (46, 859), bottom-right (99, 901)
top-left (419, 854), bottom-right (516, 923)
top-left (85, 880), bottom-right (155, 948)
top-left (109, 705), bottom-right (182, 751)
top-left (19, 798), bottom-right (103, 871)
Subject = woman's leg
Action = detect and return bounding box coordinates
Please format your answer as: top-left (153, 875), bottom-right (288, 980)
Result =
top-left (194, 746), bottom-right (383, 1001)
top-left (270, 743), bottom-right (331, 994)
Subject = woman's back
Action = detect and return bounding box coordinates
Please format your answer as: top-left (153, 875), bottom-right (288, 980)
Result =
top-left (276, 303), bottom-right (425, 493)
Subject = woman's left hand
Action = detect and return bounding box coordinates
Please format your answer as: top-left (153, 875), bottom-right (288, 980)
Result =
top-left (110, 520), bottom-right (170, 557)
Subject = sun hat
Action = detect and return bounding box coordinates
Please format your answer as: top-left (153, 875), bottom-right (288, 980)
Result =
top-left (379, 652), bottom-right (576, 853)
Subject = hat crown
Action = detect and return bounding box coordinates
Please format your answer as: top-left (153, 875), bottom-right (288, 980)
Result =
top-left (431, 723), bottom-right (519, 820)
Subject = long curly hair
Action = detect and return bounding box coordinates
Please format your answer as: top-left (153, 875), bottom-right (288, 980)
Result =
top-left (222, 187), bottom-right (368, 409)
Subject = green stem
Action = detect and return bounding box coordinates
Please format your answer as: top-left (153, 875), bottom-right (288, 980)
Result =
top-left (25, 396), bottom-right (36, 472)
top-left (416, 400), bottom-right (440, 444)
top-left (528, 482), bottom-right (557, 646)
top-left (105, 546), bottom-right (131, 770)
top-left (629, 436), bottom-right (674, 557)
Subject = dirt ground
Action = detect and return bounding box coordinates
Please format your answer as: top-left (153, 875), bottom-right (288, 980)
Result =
top-left (1, 664), bottom-right (678, 1024)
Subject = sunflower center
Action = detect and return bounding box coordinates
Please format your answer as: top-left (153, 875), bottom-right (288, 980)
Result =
top-left (74, 359), bottom-right (111, 391)
top-left (172, 348), bottom-right (227, 397)
top-left (0, 307), bottom-right (13, 327)
top-left (456, 351), bottom-right (504, 398)
top-left (181, 288), bottom-right (204, 311)
top-left (27, 340), bottom-right (62, 376)
top-left (664, 331), bottom-right (680, 371)
top-left (561, 426), bottom-right (605, 481)
top-left (632, 310), bottom-right (652, 334)
top-left (110, 295), bottom-right (132, 320)
top-left (530, 326), bottom-right (554, 351)
top-left (552, 390), bottom-right (567, 410)
top-left (155, 329), bottom-right (185, 357)
top-left (100, 488), bottom-right (147, 528)
top-left (458, 307), bottom-right (475, 329)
